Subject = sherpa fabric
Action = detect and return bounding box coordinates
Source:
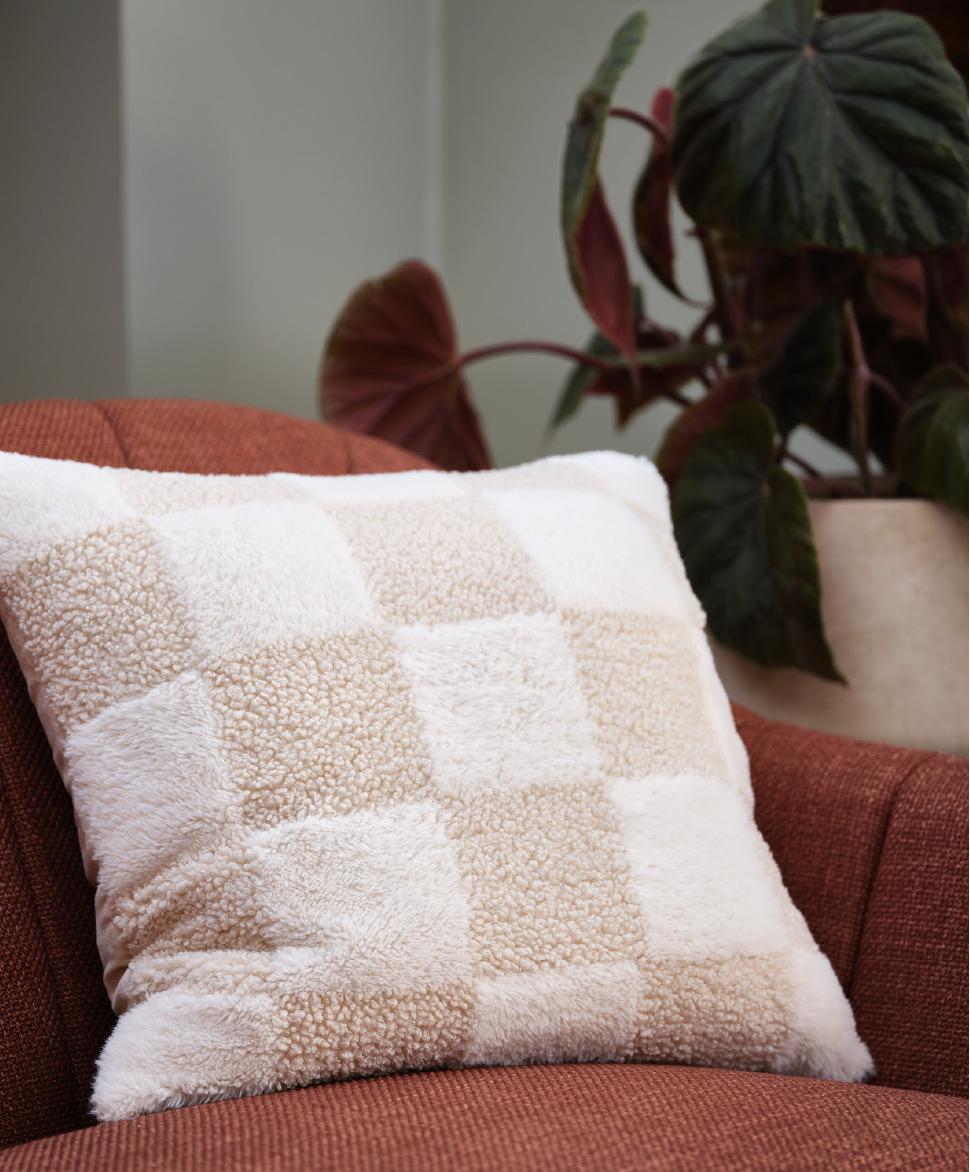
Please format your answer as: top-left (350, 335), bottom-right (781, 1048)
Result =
top-left (0, 449), bottom-right (872, 1121)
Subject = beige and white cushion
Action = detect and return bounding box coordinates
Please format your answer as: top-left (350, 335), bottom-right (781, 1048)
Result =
top-left (0, 449), bottom-right (872, 1121)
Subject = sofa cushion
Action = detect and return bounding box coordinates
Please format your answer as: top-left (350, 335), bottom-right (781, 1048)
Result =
top-left (0, 440), bottom-right (871, 1122)
top-left (0, 1064), bottom-right (964, 1172)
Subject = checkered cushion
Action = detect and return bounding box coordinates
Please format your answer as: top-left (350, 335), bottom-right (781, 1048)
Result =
top-left (0, 449), bottom-right (872, 1121)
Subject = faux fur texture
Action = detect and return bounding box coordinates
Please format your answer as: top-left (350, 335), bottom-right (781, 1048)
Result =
top-left (0, 450), bottom-right (873, 1121)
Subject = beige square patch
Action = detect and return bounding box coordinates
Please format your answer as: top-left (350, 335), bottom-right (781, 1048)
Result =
top-left (457, 461), bottom-right (603, 494)
top-left (441, 782), bottom-right (645, 977)
top-left (113, 469), bottom-right (298, 515)
top-left (2, 521), bottom-right (196, 736)
top-left (633, 953), bottom-right (793, 1070)
top-left (277, 984), bottom-right (474, 1084)
top-left (326, 496), bottom-right (551, 625)
top-left (204, 633), bottom-right (434, 827)
top-left (565, 610), bottom-right (727, 780)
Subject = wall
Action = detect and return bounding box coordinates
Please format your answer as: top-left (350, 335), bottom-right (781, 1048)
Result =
top-left (0, 0), bottom-right (127, 404)
top-left (1, 0), bottom-right (858, 472)
top-left (122, 0), bottom-right (440, 419)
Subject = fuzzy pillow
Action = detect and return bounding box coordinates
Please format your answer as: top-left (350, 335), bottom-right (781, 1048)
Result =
top-left (0, 448), bottom-right (872, 1120)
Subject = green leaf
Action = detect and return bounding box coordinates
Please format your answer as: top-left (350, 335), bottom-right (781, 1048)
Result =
top-left (548, 331), bottom-right (618, 430)
top-left (756, 297), bottom-right (844, 435)
top-left (673, 400), bottom-right (844, 680)
top-left (672, 0), bottom-right (969, 255)
top-left (896, 364), bottom-right (968, 513)
top-left (561, 11), bottom-right (647, 298)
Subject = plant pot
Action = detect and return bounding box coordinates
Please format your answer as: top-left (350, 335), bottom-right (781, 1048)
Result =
top-left (711, 499), bottom-right (969, 758)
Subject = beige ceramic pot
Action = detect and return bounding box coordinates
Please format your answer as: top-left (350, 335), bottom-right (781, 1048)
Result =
top-left (711, 499), bottom-right (969, 757)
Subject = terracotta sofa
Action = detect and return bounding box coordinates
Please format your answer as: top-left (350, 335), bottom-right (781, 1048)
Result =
top-left (0, 398), bottom-right (965, 1171)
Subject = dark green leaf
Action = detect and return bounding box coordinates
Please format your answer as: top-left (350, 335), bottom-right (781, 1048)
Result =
top-left (672, 0), bottom-right (969, 254)
top-left (548, 331), bottom-right (618, 430)
top-left (561, 11), bottom-right (647, 299)
top-left (896, 364), bottom-right (968, 512)
top-left (673, 400), bottom-right (844, 680)
top-left (756, 297), bottom-right (844, 434)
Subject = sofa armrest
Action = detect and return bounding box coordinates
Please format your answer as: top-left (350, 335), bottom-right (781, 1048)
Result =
top-left (735, 704), bottom-right (968, 1097)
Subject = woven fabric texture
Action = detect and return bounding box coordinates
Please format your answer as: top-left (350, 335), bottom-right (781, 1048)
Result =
top-left (0, 1063), bottom-right (965, 1172)
top-left (0, 443), bottom-right (871, 1120)
top-left (735, 705), bottom-right (969, 1097)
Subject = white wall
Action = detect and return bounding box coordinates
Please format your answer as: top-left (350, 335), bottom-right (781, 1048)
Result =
top-left (0, 0), bottom-right (127, 404)
top-left (122, 0), bottom-right (440, 419)
top-left (2, 0), bottom-right (856, 472)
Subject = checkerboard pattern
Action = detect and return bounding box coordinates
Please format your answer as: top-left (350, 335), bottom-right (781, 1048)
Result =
top-left (0, 449), bottom-right (872, 1120)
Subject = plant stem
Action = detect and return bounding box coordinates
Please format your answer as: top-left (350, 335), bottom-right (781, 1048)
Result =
top-left (868, 369), bottom-right (904, 409)
top-left (698, 229), bottom-right (744, 363)
top-left (457, 339), bottom-right (697, 409)
top-left (842, 299), bottom-right (873, 495)
top-left (459, 340), bottom-right (616, 374)
top-left (608, 107), bottom-right (670, 142)
top-left (782, 449), bottom-right (824, 481)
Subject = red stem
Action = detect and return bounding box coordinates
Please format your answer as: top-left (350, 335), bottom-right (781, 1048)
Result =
top-left (458, 340), bottom-right (616, 373)
top-left (781, 448), bottom-right (824, 481)
top-left (609, 106), bottom-right (670, 143)
top-left (842, 300), bottom-right (873, 495)
top-left (458, 340), bottom-right (697, 409)
top-left (868, 369), bottom-right (905, 409)
top-left (698, 229), bottom-right (744, 361)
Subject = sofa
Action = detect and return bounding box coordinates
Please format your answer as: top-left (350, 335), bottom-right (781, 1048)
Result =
top-left (0, 397), bottom-right (965, 1171)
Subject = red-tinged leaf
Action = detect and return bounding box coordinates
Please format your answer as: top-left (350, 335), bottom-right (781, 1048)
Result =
top-left (632, 88), bottom-right (688, 300)
top-left (561, 13), bottom-right (646, 360)
top-left (319, 260), bottom-right (491, 472)
top-left (575, 180), bottom-right (637, 359)
top-left (866, 257), bottom-right (926, 340)
top-left (655, 370), bottom-right (754, 489)
top-left (562, 12), bottom-right (648, 297)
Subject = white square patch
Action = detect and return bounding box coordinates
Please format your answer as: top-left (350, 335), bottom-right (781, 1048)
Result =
top-left (463, 962), bottom-right (640, 1066)
top-left (0, 452), bottom-right (135, 576)
top-left (252, 804), bottom-right (473, 991)
top-left (612, 773), bottom-right (793, 963)
top-left (482, 487), bottom-right (691, 618)
top-left (150, 500), bottom-right (375, 658)
top-left (397, 614), bottom-right (602, 795)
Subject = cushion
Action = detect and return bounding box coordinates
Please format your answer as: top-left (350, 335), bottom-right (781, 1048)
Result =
top-left (0, 448), bottom-right (872, 1122)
